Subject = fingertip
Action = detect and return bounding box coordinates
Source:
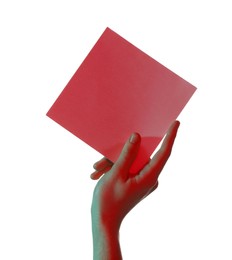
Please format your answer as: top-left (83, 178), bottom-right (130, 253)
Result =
top-left (90, 172), bottom-right (100, 180)
top-left (175, 120), bottom-right (180, 128)
top-left (129, 132), bottom-right (141, 144)
top-left (171, 120), bottom-right (180, 128)
top-left (93, 157), bottom-right (113, 171)
top-left (93, 163), bottom-right (98, 170)
top-left (90, 173), bottom-right (95, 179)
top-left (168, 120), bottom-right (180, 136)
top-left (174, 120), bottom-right (181, 134)
top-left (93, 159), bottom-right (105, 171)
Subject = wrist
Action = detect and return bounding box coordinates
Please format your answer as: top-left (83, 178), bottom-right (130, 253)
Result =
top-left (91, 200), bottom-right (122, 231)
top-left (91, 210), bottom-right (122, 260)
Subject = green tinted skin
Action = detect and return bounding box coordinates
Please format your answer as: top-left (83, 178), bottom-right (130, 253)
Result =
top-left (91, 121), bottom-right (180, 260)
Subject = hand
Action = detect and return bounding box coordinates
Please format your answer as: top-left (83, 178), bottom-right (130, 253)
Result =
top-left (91, 121), bottom-right (180, 229)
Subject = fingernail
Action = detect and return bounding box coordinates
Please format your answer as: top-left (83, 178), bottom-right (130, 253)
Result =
top-left (129, 133), bottom-right (139, 144)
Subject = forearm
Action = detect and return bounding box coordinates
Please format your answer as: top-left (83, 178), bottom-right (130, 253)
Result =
top-left (92, 215), bottom-right (122, 260)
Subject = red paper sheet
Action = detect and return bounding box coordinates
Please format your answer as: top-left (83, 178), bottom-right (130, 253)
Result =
top-left (47, 27), bottom-right (196, 173)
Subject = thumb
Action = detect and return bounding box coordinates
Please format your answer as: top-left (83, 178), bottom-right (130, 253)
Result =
top-left (113, 133), bottom-right (141, 179)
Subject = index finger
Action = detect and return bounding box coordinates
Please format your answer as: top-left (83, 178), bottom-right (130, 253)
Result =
top-left (138, 121), bottom-right (180, 181)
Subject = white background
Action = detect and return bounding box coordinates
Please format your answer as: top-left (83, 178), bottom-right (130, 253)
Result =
top-left (1, 0), bottom-right (231, 259)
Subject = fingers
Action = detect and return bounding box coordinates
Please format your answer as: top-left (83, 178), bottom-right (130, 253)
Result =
top-left (90, 166), bottom-right (112, 180)
top-left (93, 157), bottom-right (113, 171)
top-left (113, 132), bottom-right (141, 179)
top-left (157, 120), bottom-right (180, 159)
top-left (90, 121), bottom-right (179, 183)
top-left (150, 120), bottom-right (180, 171)
top-left (139, 121), bottom-right (180, 181)
top-left (90, 170), bottom-right (103, 180)
top-left (91, 157), bottom-right (113, 180)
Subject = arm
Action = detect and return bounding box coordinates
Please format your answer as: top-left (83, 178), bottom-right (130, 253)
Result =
top-left (91, 121), bottom-right (180, 260)
top-left (91, 213), bottom-right (122, 260)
